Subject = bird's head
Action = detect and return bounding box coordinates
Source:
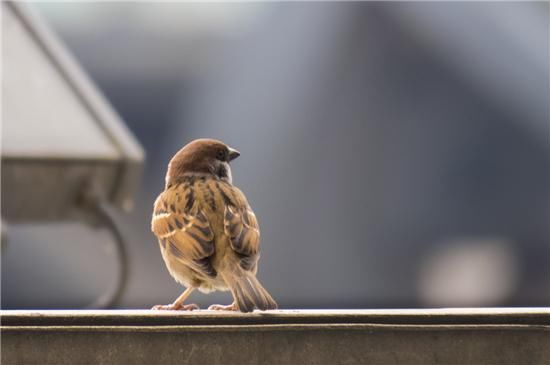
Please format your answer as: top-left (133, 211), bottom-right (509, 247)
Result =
top-left (165, 138), bottom-right (240, 187)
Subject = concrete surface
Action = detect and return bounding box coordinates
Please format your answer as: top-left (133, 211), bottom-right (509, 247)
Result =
top-left (2, 309), bottom-right (550, 364)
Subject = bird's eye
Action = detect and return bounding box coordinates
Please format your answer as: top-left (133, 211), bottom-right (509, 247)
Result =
top-left (216, 149), bottom-right (226, 161)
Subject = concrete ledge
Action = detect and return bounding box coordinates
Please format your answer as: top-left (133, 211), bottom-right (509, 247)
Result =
top-left (2, 309), bottom-right (550, 364)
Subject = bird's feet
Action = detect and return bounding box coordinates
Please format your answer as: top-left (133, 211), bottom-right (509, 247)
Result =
top-left (208, 302), bottom-right (238, 311)
top-left (152, 303), bottom-right (199, 311)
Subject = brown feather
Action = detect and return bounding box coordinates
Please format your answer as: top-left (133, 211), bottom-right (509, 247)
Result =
top-left (152, 182), bottom-right (215, 274)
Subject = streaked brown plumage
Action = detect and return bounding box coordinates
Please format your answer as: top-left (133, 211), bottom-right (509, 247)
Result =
top-left (151, 138), bottom-right (277, 312)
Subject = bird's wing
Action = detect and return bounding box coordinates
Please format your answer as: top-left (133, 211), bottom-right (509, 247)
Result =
top-left (151, 183), bottom-right (216, 276)
top-left (218, 183), bottom-right (261, 271)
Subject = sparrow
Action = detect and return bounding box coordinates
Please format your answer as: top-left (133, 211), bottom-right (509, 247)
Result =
top-left (151, 138), bottom-right (277, 312)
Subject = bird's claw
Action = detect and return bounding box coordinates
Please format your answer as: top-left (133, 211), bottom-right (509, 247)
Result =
top-left (208, 303), bottom-right (238, 311)
top-left (152, 303), bottom-right (199, 311)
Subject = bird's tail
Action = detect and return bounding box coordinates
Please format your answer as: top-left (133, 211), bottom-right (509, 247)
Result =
top-left (221, 270), bottom-right (277, 313)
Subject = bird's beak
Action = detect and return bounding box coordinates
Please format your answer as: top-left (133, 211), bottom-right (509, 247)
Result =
top-left (228, 147), bottom-right (241, 161)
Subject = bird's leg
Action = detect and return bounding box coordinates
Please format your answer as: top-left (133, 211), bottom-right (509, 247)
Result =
top-left (152, 287), bottom-right (199, 311)
top-left (208, 301), bottom-right (238, 311)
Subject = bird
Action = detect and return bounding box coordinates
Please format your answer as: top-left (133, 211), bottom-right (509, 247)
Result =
top-left (151, 138), bottom-right (278, 312)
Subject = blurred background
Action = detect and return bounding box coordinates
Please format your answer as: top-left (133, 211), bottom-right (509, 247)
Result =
top-left (2, 2), bottom-right (549, 309)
